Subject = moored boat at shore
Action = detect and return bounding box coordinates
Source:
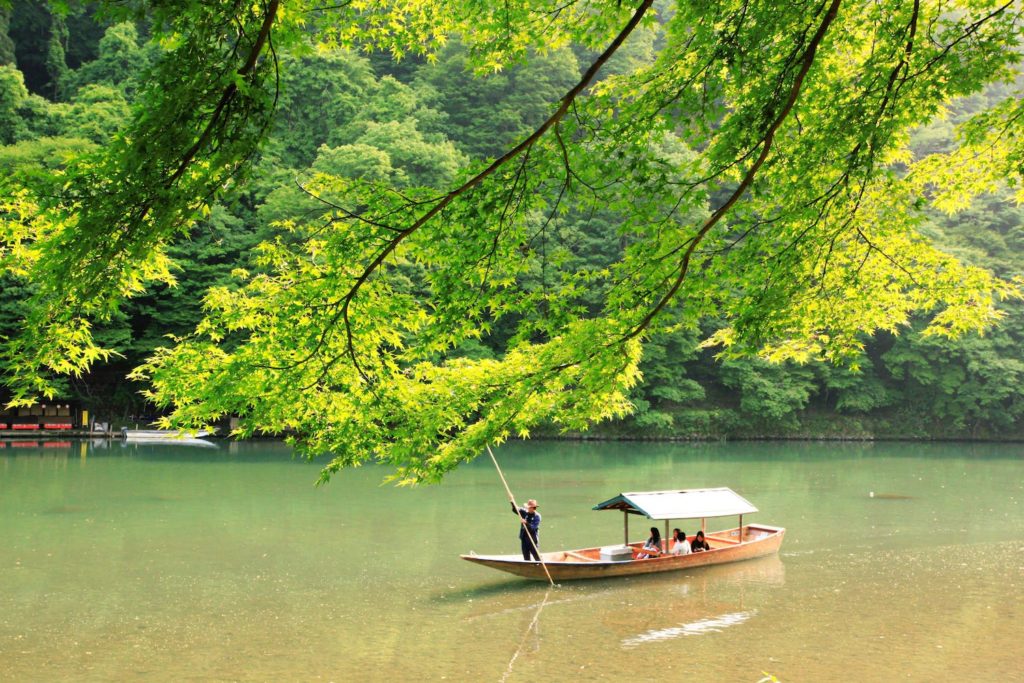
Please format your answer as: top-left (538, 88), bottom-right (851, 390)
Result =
top-left (121, 428), bottom-right (214, 442)
top-left (461, 487), bottom-right (785, 581)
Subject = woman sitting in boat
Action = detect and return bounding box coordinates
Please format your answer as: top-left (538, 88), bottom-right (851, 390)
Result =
top-left (670, 528), bottom-right (691, 555)
top-left (691, 530), bottom-right (710, 552)
top-left (637, 527), bottom-right (662, 559)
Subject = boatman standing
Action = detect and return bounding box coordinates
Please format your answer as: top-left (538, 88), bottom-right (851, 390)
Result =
top-left (511, 499), bottom-right (541, 561)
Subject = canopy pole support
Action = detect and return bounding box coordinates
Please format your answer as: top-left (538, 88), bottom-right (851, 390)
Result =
top-left (738, 514), bottom-right (743, 542)
top-left (664, 520), bottom-right (669, 554)
top-left (486, 444), bottom-right (555, 587)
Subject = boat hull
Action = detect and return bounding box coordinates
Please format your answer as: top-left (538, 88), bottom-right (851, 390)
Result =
top-left (461, 525), bottom-right (785, 581)
top-left (122, 429), bottom-right (212, 441)
top-left (120, 438), bottom-right (217, 448)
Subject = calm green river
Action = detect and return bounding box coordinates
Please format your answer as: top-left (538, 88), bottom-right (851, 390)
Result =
top-left (1, 439), bottom-right (1021, 681)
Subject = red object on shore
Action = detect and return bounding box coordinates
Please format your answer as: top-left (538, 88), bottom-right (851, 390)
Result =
top-left (12, 424), bottom-right (40, 430)
top-left (43, 423), bottom-right (73, 430)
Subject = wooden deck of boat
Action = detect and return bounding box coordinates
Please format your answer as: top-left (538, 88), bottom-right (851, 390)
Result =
top-left (461, 524), bottom-right (785, 581)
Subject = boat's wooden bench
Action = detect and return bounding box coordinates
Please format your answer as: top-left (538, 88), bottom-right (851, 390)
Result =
top-left (706, 535), bottom-right (741, 546)
top-left (564, 550), bottom-right (598, 562)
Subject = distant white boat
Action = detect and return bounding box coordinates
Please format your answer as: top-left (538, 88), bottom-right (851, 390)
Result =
top-left (121, 428), bottom-right (214, 442)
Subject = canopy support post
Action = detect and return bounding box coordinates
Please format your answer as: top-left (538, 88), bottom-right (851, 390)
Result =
top-left (664, 520), bottom-right (670, 554)
top-left (623, 511), bottom-right (629, 547)
top-left (738, 514), bottom-right (743, 542)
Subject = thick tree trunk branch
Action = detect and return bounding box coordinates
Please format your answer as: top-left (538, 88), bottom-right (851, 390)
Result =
top-left (623, 0), bottom-right (843, 343)
top-left (335, 0), bottom-right (656, 379)
top-left (168, 0), bottom-right (280, 187)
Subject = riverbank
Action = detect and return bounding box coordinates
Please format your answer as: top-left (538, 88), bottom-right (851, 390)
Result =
top-left (8, 409), bottom-right (1023, 446)
top-left (0, 429), bottom-right (113, 439)
top-left (539, 410), bottom-right (1024, 443)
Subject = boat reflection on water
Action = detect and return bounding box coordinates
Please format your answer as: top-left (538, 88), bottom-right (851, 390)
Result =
top-left (462, 553), bottom-right (785, 627)
top-left (621, 609), bottom-right (757, 648)
top-left (610, 554), bottom-right (785, 648)
top-left (457, 553), bottom-right (785, 676)
top-left (671, 551), bottom-right (785, 588)
top-left (615, 555), bottom-right (785, 648)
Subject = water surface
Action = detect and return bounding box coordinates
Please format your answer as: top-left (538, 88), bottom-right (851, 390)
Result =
top-left (1, 439), bottom-right (1021, 681)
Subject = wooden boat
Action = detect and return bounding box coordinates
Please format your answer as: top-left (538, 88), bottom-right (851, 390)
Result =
top-left (121, 428), bottom-right (214, 443)
top-left (461, 487), bottom-right (785, 581)
top-left (120, 437), bottom-right (218, 449)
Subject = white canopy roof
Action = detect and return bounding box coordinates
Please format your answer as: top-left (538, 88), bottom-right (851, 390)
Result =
top-left (592, 487), bottom-right (758, 520)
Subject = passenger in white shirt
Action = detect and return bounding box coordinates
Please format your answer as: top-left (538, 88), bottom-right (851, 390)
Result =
top-left (671, 528), bottom-right (691, 555)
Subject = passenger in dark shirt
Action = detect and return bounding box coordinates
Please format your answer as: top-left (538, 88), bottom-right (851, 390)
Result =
top-left (691, 530), bottom-right (710, 552)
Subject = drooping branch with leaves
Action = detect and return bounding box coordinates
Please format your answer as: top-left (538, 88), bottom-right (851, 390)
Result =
top-left (2, 0), bottom-right (1023, 483)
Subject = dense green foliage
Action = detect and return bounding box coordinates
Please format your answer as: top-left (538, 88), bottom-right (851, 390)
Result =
top-left (1, 1), bottom-right (1023, 482)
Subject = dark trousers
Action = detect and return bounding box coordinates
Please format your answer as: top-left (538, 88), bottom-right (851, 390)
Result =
top-left (520, 534), bottom-right (540, 561)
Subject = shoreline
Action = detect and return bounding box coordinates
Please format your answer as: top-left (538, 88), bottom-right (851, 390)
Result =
top-left (4, 431), bottom-right (1024, 446)
top-left (538, 430), bottom-right (1024, 443)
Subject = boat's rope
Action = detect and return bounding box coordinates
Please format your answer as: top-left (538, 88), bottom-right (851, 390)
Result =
top-left (486, 444), bottom-right (556, 587)
top-left (499, 586), bottom-right (553, 683)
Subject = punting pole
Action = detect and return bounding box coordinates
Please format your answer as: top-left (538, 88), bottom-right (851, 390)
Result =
top-left (486, 444), bottom-right (555, 587)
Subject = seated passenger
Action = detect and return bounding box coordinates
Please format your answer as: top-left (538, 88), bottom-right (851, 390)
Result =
top-left (691, 530), bottom-right (710, 552)
top-left (670, 528), bottom-right (691, 555)
top-left (637, 527), bottom-right (662, 559)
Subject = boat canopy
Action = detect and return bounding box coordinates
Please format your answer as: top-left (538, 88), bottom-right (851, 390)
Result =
top-left (592, 487), bottom-right (758, 520)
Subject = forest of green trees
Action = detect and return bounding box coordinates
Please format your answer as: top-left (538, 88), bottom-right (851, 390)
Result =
top-left (2, 1), bottom-right (1023, 445)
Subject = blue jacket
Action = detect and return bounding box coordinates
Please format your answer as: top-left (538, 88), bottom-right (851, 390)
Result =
top-left (512, 503), bottom-right (541, 540)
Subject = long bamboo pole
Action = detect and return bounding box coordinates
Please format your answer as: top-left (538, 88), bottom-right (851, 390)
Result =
top-left (486, 445), bottom-right (555, 586)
